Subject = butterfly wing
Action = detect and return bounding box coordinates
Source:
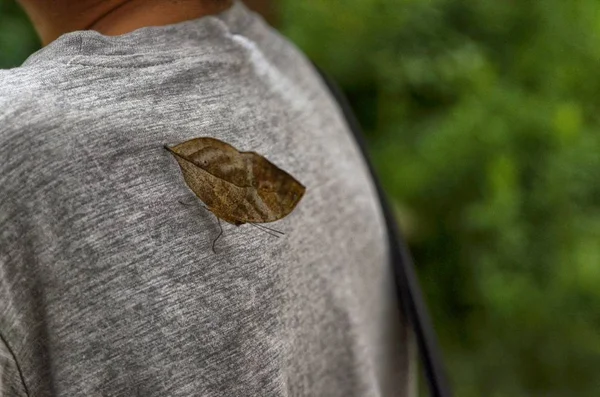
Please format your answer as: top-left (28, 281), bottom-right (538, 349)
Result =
top-left (166, 138), bottom-right (305, 224)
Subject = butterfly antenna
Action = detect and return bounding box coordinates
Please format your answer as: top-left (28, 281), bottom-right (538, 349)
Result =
top-left (249, 223), bottom-right (284, 238)
top-left (212, 217), bottom-right (223, 254)
top-left (255, 223), bottom-right (285, 235)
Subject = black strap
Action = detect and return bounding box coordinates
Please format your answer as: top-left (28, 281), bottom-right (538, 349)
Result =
top-left (314, 66), bottom-right (452, 397)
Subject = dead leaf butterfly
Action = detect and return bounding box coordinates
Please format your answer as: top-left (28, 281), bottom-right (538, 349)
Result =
top-left (164, 137), bottom-right (306, 251)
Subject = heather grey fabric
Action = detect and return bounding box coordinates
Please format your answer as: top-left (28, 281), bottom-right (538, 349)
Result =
top-left (0, 2), bottom-right (414, 396)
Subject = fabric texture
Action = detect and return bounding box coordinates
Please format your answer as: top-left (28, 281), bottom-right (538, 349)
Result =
top-left (0, 2), bottom-right (413, 396)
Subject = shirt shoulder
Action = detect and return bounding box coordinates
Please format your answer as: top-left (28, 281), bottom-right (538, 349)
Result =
top-left (0, 65), bottom-right (66, 142)
top-left (0, 65), bottom-right (41, 114)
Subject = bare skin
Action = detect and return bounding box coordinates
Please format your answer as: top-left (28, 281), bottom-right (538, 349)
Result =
top-left (18, 0), bottom-right (234, 46)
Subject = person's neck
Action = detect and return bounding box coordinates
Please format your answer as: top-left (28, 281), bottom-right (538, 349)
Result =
top-left (24, 0), bottom-right (234, 46)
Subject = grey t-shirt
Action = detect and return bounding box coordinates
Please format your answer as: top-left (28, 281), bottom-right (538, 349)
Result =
top-left (0, 2), bottom-right (413, 396)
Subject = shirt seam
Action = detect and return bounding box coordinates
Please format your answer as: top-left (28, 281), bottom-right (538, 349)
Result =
top-left (63, 56), bottom-right (240, 69)
top-left (55, 5), bottom-right (257, 70)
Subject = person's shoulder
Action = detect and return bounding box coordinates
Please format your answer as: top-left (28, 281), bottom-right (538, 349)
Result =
top-left (0, 64), bottom-right (64, 144)
top-left (0, 64), bottom-right (46, 99)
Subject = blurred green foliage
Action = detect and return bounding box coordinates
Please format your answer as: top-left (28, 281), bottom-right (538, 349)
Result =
top-left (1, 0), bottom-right (599, 396)
top-left (280, 1), bottom-right (600, 396)
top-left (0, 0), bottom-right (39, 68)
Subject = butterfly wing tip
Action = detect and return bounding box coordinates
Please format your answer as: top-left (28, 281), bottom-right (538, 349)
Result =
top-left (163, 144), bottom-right (177, 154)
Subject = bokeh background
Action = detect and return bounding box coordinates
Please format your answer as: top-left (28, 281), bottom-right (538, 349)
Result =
top-left (2, 0), bottom-right (599, 396)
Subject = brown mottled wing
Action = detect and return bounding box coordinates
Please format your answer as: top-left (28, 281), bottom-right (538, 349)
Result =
top-left (231, 151), bottom-right (306, 223)
top-left (169, 137), bottom-right (252, 187)
top-left (165, 137), bottom-right (305, 225)
top-left (164, 145), bottom-right (246, 224)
